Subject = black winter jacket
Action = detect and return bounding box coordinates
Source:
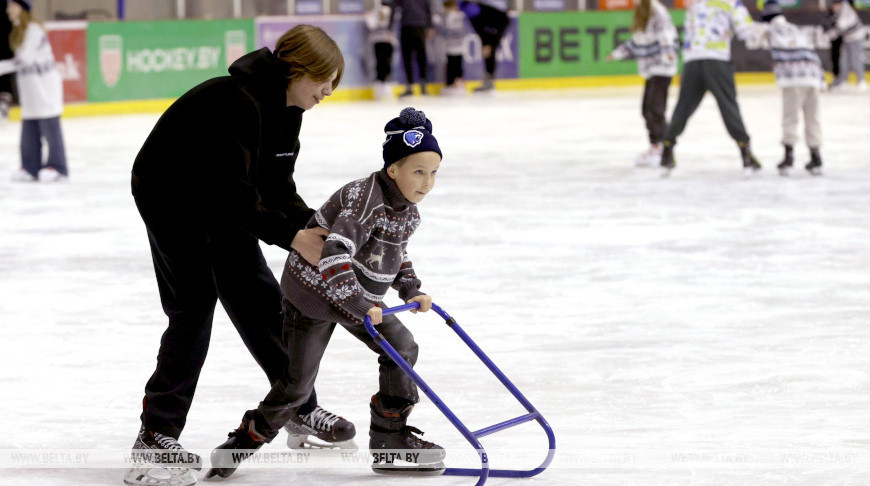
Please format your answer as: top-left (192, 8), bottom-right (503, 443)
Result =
top-left (132, 48), bottom-right (313, 251)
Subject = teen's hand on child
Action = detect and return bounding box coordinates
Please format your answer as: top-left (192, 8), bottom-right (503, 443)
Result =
top-left (367, 306), bottom-right (383, 325)
top-left (407, 295), bottom-right (432, 314)
top-left (291, 227), bottom-right (329, 265)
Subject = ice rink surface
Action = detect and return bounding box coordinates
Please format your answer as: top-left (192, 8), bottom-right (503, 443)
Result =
top-left (1, 84), bottom-right (869, 485)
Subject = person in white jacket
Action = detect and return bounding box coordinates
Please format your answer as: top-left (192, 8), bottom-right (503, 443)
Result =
top-left (0, 0), bottom-right (67, 182)
top-left (825, 0), bottom-right (865, 90)
top-left (756, 0), bottom-right (826, 175)
top-left (660, 0), bottom-right (761, 176)
top-left (607, 0), bottom-right (679, 167)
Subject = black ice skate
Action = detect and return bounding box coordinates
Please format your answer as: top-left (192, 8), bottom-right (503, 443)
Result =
top-left (777, 144), bottom-right (794, 176)
top-left (284, 405), bottom-right (358, 450)
top-left (739, 141), bottom-right (761, 177)
top-left (205, 412), bottom-right (268, 479)
top-left (124, 426), bottom-right (201, 486)
top-left (805, 148), bottom-right (823, 176)
top-left (369, 394), bottom-right (446, 476)
top-left (659, 142), bottom-right (675, 177)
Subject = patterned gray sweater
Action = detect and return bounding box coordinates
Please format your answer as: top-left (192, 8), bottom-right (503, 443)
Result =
top-left (281, 170), bottom-right (425, 325)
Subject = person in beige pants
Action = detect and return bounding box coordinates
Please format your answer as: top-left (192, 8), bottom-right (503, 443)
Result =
top-left (758, 0), bottom-right (826, 176)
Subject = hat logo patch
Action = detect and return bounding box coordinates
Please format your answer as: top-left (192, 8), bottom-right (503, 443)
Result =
top-left (403, 130), bottom-right (424, 148)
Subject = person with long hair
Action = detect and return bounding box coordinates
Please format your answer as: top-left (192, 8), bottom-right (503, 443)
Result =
top-left (127, 25), bottom-right (354, 486)
top-left (607, 0), bottom-right (679, 166)
top-left (0, 0), bottom-right (67, 182)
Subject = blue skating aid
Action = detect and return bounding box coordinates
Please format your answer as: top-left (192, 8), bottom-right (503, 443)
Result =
top-left (364, 302), bottom-right (556, 486)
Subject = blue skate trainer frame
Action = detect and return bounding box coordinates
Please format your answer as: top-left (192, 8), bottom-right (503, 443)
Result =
top-left (364, 302), bottom-right (556, 486)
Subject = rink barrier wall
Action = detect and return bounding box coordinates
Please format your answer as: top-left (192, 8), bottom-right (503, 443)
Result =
top-left (8, 10), bottom-right (868, 119)
top-left (7, 72), bottom-right (782, 120)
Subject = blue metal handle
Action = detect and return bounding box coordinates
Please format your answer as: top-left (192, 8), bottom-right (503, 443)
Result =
top-left (363, 302), bottom-right (556, 485)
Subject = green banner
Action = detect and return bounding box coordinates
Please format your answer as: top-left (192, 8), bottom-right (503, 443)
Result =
top-left (519, 11), bottom-right (685, 79)
top-left (87, 19), bottom-right (255, 102)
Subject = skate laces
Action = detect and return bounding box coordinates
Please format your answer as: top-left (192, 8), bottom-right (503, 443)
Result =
top-left (153, 432), bottom-right (185, 452)
top-left (400, 426), bottom-right (437, 449)
top-left (303, 406), bottom-right (341, 431)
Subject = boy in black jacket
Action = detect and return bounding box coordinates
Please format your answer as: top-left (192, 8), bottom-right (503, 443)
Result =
top-left (127, 25), bottom-right (352, 485)
top-left (208, 108), bottom-right (446, 479)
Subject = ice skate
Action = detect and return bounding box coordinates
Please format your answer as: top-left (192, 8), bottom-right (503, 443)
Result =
top-left (473, 74), bottom-right (494, 94)
top-left (635, 143), bottom-right (662, 167)
top-left (805, 148), bottom-right (823, 176)
top-left (284, 405), bottom-right (358, 450)
top-left (205, 412), bottom-right (268, 479)
top-left (124, 425), bottom-right (201, 486)
top-left (37, 167), bottom-right (67, 182)
top-left (777, 145), bottom-right (794, 176)
top-left (11, 168), bottom-right (37, 182)
top-left (398, 85), bottom-right (414, 98)
top-left (368, 394), bottom-right (445, 476)
top-left (739, 142), bottom-right (761, 178)
top-left (659, 142), bottom-right (675, 177)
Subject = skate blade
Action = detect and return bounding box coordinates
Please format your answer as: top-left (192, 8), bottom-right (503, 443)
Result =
top-left (777, 167), bottom-right (790, 176)
top-left (660, 166), bottom-right (674, 178)
top-left (287, 434), bottom-right (359, 451)
top-left (124, 464), bottom-right (197, 486)
top-left (204, 467), bottom-right (232, 480)
top-left (807, 168), bottom-right (823, 176)
top-left (372, 461), bottom-right (446, 476)
top-left (743, 167), bottom-right (761, 178)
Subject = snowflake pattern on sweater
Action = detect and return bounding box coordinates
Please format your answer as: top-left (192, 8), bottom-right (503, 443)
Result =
top-left (281, 170), bottom-right (424, 325)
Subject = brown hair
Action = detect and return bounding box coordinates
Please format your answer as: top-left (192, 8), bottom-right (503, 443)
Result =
top-left (632, 0), bottom-right (653, 32)
top-left (274, 24), bottom-right (345, 90)
top-left (9, 9), bottom-right (33, 51)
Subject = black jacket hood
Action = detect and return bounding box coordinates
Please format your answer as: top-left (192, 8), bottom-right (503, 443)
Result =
top-left (228, 47), bottom-right (288, 105)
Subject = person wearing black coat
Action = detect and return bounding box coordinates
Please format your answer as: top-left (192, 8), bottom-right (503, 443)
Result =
top-left (460, 0), bottom-right (509, 92)
top-left (127, 25), bottom-right (351, 476)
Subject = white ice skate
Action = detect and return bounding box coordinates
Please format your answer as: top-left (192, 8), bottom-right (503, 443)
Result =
top-left (125, 426), bottom-right (201, 486)
top-left (37, 167), bottom-right (67, 182)
top-left (635, 143), bottom-right (662, 167)
top-left (284, 406), bottom-right (358, 451)
top-left (124, 464), bottom-right (197, 486)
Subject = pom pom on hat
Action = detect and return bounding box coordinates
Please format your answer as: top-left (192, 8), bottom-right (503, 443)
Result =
top-left (761, 0), bottom-right (782, 22)
top-left (382, 107), bottom-right (442, 168)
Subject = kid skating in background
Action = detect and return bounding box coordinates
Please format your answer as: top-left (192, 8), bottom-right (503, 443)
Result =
top-left (366, 2), bottom-right (397, 100)
top-left (606, 0), bottom-right (679, 167)
top-left (1, 0), bottom-right (67, 182)
top-left (756, 0), bottom-right (826, 176)
top-left (459, 0), bottom-right (509, 92)
top-left (660, 0), bottom-right (761, 176)
top-left (441, 0), bottom-right (466, 94)
top-left (825, 0), bottom-right (865, 90)
top-left (208, 107), bottom-right (446, 479)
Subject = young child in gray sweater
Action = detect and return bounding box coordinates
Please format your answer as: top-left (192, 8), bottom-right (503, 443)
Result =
top-left (208, 108), bottom-right (446, 479)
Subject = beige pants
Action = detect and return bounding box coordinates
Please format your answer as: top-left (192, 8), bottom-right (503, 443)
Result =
top-left (782, 86), bottom-right (822, 149)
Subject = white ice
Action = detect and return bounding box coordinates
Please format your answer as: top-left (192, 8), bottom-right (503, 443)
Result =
top-left (1, 84), bottom-right (869, 486)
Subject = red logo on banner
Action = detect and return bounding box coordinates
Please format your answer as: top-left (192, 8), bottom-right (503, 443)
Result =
top-left (99, 35), bottom-right (123, 89)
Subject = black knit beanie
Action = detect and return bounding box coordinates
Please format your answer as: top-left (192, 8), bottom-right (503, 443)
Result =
top-left (382, 107), bottom-right (442, 168)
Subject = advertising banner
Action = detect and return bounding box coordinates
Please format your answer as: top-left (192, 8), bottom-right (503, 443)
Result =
top-left (598, 0), bottom-right (634, 11)
top-left (518, 11), bottom-right (685, 78)
top-left (46, 21), bottom-right (87, 103)
top-left (87, 19), bottom-right (255, 102)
